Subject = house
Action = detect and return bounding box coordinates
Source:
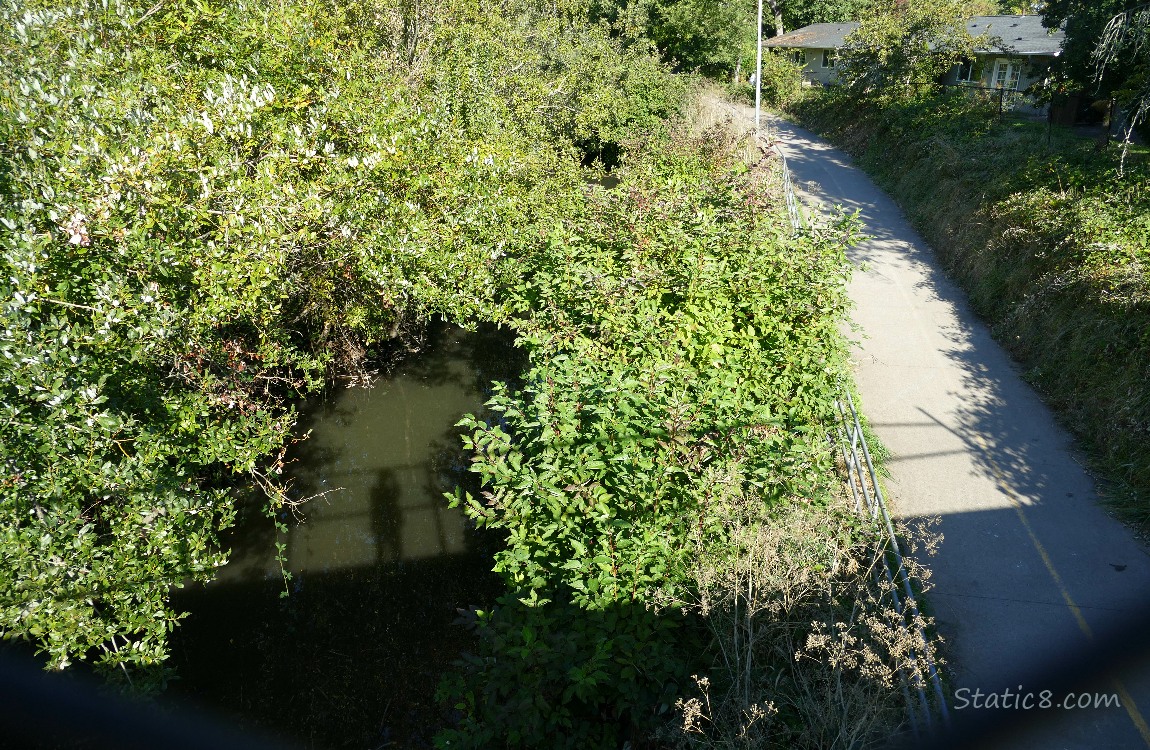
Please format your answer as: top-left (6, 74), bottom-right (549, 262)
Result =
top-left (944, 15), bottom-right (1064, 93)
top-left (763, 22), bottom-right (858, 86)
top-left (764, 15), bottom-right (1065, 94)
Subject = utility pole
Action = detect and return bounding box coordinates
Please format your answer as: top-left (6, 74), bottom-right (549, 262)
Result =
top-left (755, 0), bottom-right (763, 136)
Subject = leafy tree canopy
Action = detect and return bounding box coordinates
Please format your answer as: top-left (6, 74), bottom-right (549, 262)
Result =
top-left (782, 0), bottom-right (869, 31)
top-left (837, 0), bottom-right (982, 97)
top-left (1044, 0), bottom-right (1125, 87)
top-left (1044, 0), bottom-right (1150, 140)
top-left (585, 0), bottom-right (757, 76)
top-left (646, 0), bottom-right (752, 74)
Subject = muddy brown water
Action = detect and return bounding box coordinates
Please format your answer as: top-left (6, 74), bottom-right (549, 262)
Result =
top-left (168, 323), bottom-right (522, 749)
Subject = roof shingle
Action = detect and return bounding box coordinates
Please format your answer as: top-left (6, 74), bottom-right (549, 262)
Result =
top-left (763, 15), bottom-right (1064, 56)
top-left (764, 22), bottom-right (858, 50)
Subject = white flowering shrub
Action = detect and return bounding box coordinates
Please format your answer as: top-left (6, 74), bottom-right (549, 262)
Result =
top-left (0, 0), bottom-right (683, 680)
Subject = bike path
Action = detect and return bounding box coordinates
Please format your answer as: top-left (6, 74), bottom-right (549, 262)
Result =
top-left (768, 115), bottom-right (1150, 750)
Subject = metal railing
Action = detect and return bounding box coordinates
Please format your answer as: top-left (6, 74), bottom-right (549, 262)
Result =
top-left (774, 145), bottom-right (804, 233)
top-left (775, 144), bottom-right (949, 735)
top-left (834, 390), bottom-right (950, 737)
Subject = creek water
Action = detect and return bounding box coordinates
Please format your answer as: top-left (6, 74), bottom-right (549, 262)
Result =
top-left (169, 323), bottom-right (522, 749)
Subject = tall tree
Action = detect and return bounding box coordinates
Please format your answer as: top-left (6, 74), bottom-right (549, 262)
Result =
top-left (646, 0), bottom-right (751, 73)
top-left (1043, 0), bottom-right (1119, 85)
top-left (781, 0), bottom-right (869, 33)
top-left (1093, 3), bottom-right (1150, 153)
top-left (836, 0), bottom-right (980, 97)
top-left (1044, 0), bottom-right (1150, 143)
top-left (767, 0), bottom-right (785, 35)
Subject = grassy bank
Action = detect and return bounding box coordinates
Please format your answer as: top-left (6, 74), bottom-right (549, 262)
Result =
top-left (791, 90), bottom-right (1150, 533)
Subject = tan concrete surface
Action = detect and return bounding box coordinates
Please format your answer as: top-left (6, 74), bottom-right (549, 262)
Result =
top-left (765, 114), bottom-right (1150, 750)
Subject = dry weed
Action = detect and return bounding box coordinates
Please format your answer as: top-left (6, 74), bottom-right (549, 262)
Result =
top-left (658, 492), bottom-right (944, 750)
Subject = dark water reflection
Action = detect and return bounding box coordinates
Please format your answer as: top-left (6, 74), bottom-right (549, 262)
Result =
top-left (169, 323), bottom-right (522, 749)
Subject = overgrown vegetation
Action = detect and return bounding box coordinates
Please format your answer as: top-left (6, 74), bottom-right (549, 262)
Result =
top-left (791, 89), bottom-right (1150, 532)
top-left (662, 498), bottom-right (939, 749)
top-left (2, 0), bottom-right (942, 744)
top-left (0, 0), bottom-right (684, 680)
top-left (436, 123), bottom-right (937, 747)
top-left (836, 0), bottom-right (981, 99)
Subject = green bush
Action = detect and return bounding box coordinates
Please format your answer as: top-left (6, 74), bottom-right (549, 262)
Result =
top-left (0, 0), bottom-right (687, 678)
top-left (759, 50), bottom-right (806, 109)
top-left (438, 123), bottom-right (862, 746)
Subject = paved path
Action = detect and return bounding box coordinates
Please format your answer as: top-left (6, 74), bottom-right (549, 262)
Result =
top-left (764, 115), bottom-right (1150, 749)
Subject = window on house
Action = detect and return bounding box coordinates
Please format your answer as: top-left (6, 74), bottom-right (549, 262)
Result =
top-left (992, 58), bottom-right (1021, 90)
top-left (792, 50), bottom-right (803, 65)
top-left (957, 59), bottom-right (978, 83)
top-left (822, 50), bottom-right (835, 68)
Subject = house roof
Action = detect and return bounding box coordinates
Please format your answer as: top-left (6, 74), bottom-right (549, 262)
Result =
top-left (966, 15), bottom-right (1064, 56)
top-left (764, 15), bottom-right (1064, 57)
top-left (764, 23), bottom-right (859, 50)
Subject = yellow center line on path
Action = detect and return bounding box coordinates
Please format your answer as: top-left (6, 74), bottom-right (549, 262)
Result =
top-left (972, 433), bottom-right (1150, 747)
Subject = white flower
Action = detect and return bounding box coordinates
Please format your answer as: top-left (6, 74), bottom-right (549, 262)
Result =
top-left (64, 213), bottom-right (90, 246)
